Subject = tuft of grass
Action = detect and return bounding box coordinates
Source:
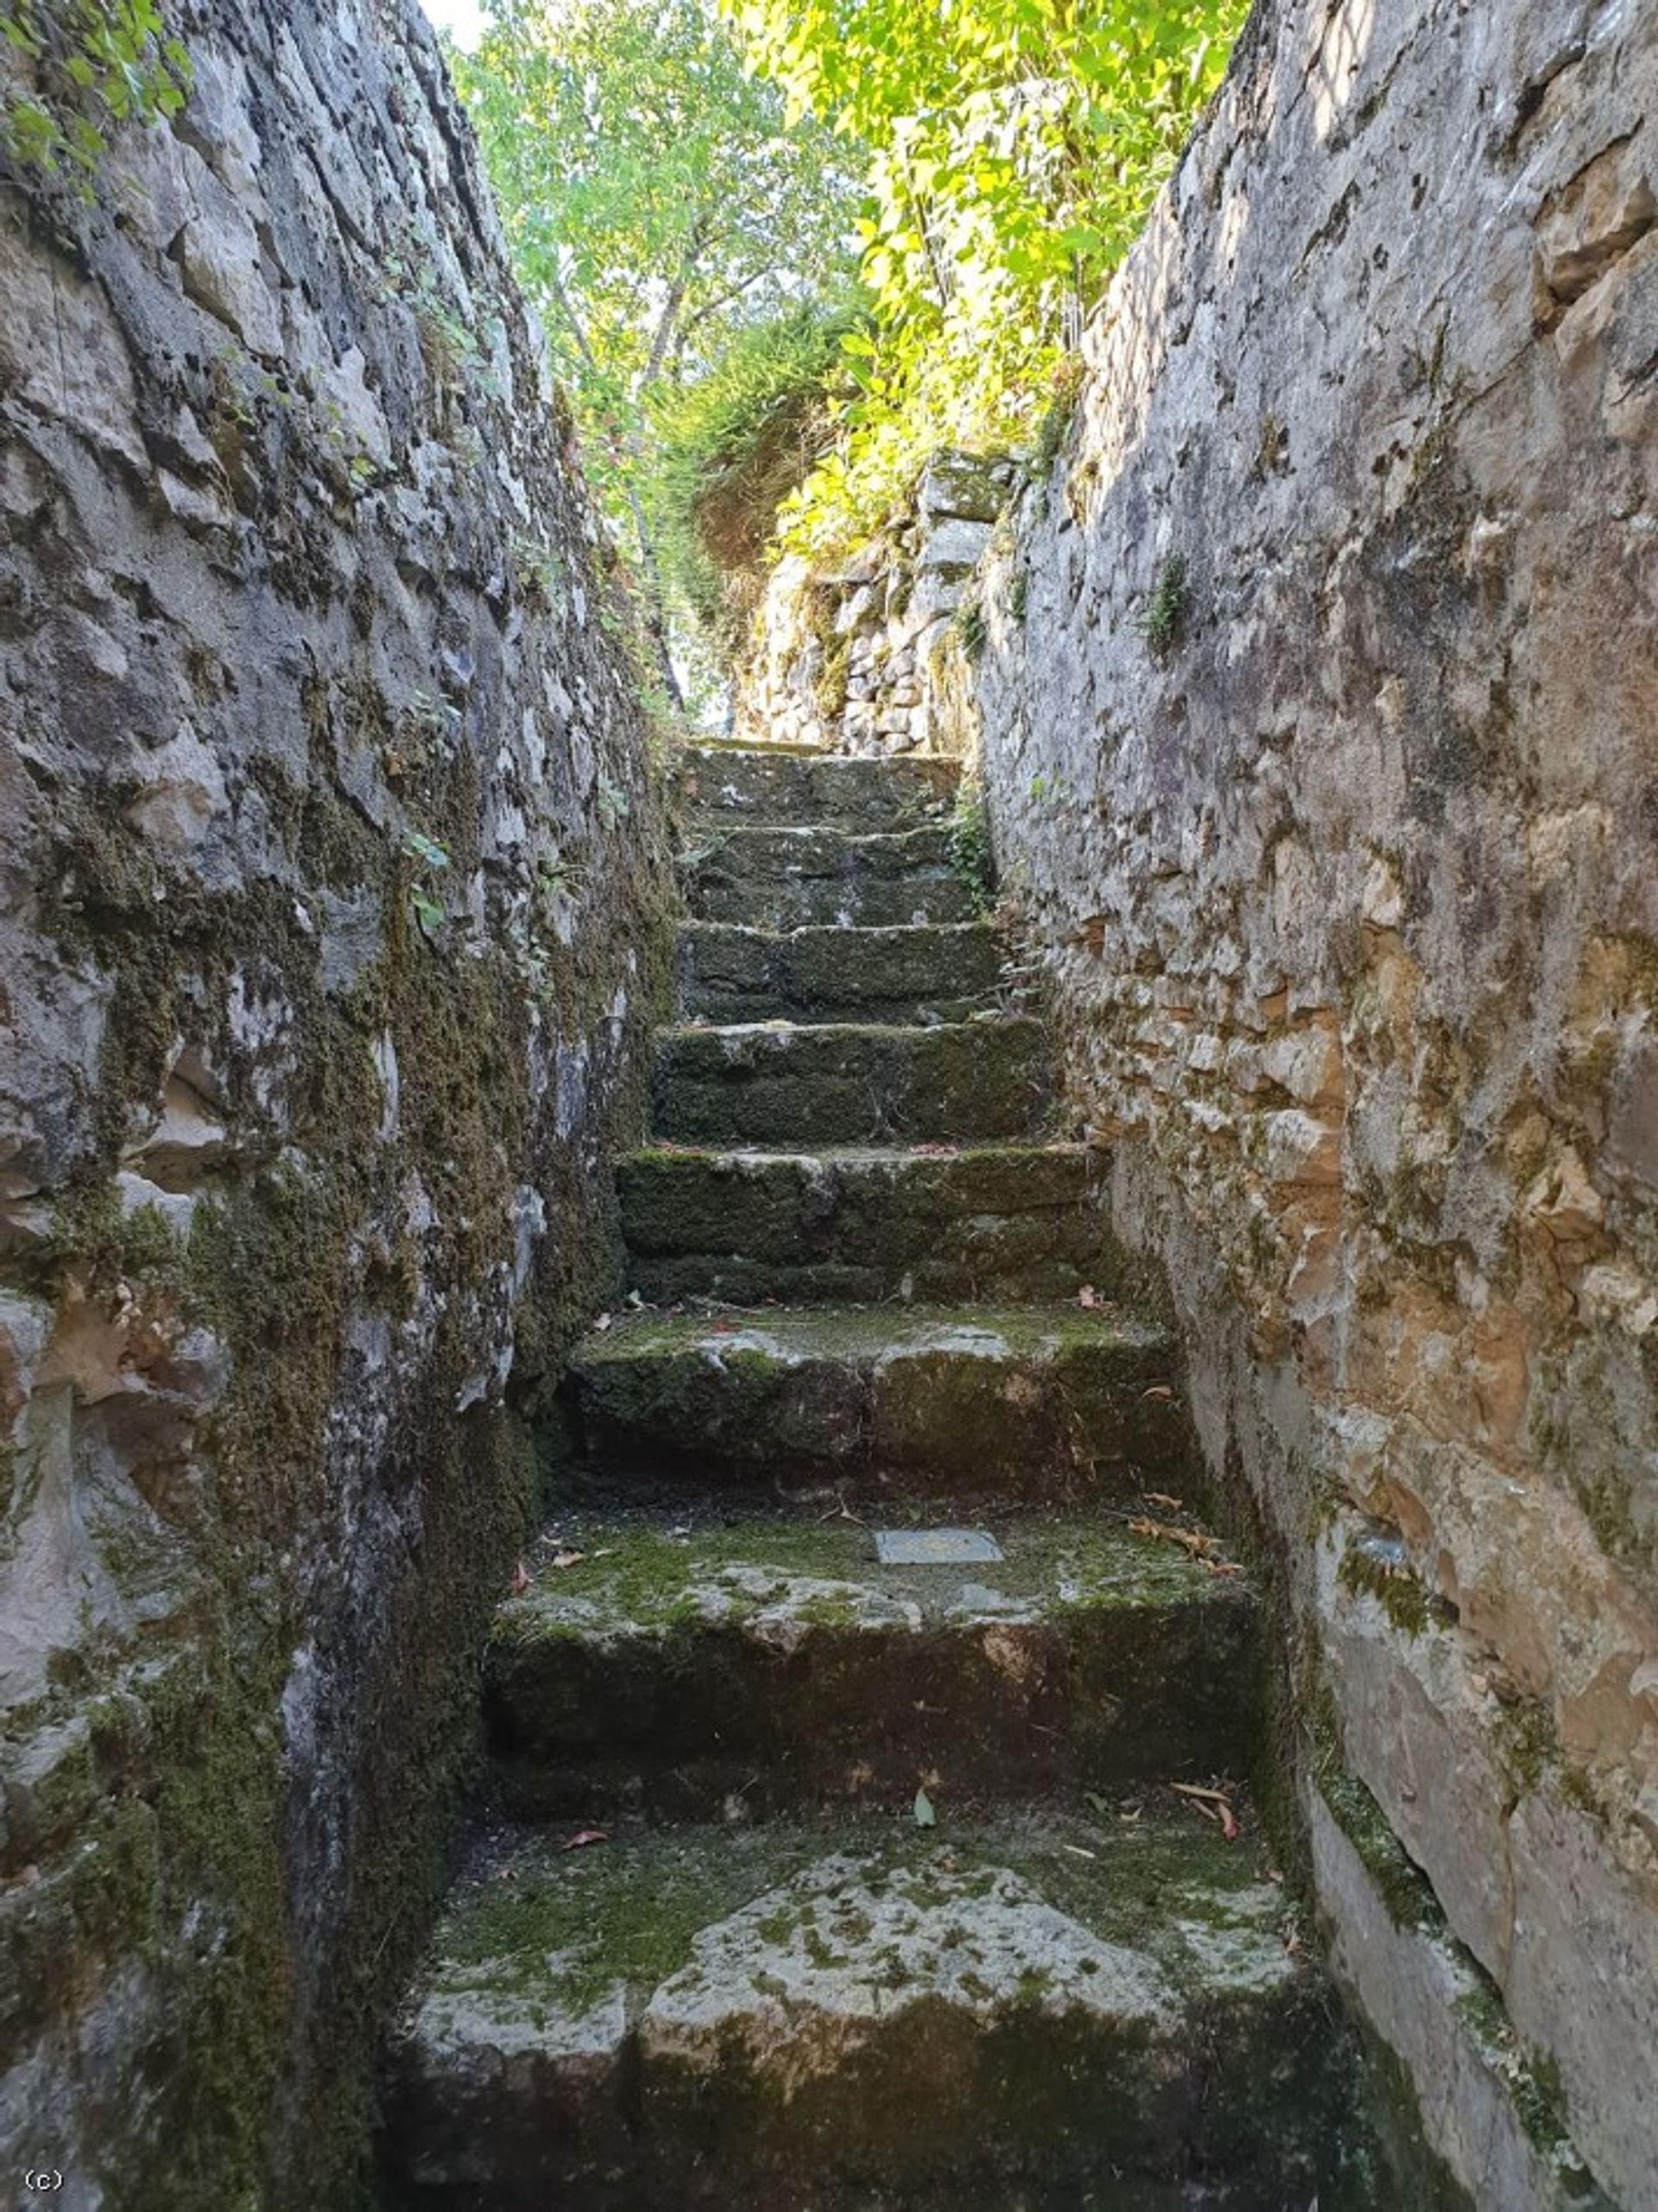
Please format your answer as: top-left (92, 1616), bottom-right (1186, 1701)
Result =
top-left (953, 593), bottom-right (989, 664)
top-left (946, 775), bottom-right (995, 913)
top-left (1138, 555), bottom-right (1189, 656)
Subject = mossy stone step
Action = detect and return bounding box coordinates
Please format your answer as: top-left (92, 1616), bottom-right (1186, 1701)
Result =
top-left (675, 919), bottom-right (1004, 1025)
top-left (569, 1302), bottom-right (1187, 1495)
top-left (383, 1807), bottom-right (1384, 2211)
top-left (681, 823), bottom-right (978, 929)
top-left (618, 1142), bottom-right (1133, 1306)
top-left (484, 1507), bottom-right (1254, 1816)
top-left (651, 1016), bottom-right (1051, 1147)
top-left (674, 742), bottom-right (959, 833)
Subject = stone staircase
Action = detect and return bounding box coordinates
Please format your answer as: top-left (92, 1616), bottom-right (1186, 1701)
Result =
top-left (381, 743), bottom-right (1388, 2209)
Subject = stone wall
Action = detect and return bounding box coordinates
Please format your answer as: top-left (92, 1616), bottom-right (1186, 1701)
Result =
top-left (0, 6), bottom-right (668, 2205)
top-left (971, 0), bottom-right (1656, 2202)
top-left (735, 450), bottom-right (1011, 754)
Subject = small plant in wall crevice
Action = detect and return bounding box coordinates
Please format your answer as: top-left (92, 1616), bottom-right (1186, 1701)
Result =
top-left (1137, 554), bottom-right (1190, 657)
top-left (952, 591), bottom-right (989, 665)
top-left (947, 776), bottom-right (995, 914)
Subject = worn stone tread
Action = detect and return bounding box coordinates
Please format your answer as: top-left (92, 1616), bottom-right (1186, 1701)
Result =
top-left (674, 918), bottom-right (1004, 1024)
top-left (570, 1301), bottom-right (1187, 1493)
top-left (485, 1504), bottom-right (1254, 1814)
top-left (384, 1806), bottom-right (1380, 2210)
top-left (618, 1141), bottom-right (1136, 1305)
top-left (680, 822), bottom-right (978, 929)
top-left (651, 1014), bottom-right (1051, 1146)
top-left (675, 743), bottom-right (959, 833)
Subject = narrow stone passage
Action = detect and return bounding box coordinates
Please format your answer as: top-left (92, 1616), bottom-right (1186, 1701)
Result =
top-left (382, 742), bottom-right (1386, 2208)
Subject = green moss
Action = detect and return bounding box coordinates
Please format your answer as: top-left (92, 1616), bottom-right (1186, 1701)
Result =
top-left (10, 586), bottom-right (674, 2209)
top-left (1337, 1541), bottom-right (1432, 1637)
top-left (1319, 1772), bottom-right (1445, 1937)
top-left (1493, 1696), bottom-right (1559, 1797)
top-left (1455, 1968), bottom-right (1592, 2173)
top-left (813, 623), bottom-right (852, 721)
top-left (1031, 353), bottom-right (1085, 479)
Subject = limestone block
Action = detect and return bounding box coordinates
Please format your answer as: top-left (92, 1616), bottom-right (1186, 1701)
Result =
top-left (1319, 1531), bottom-right (1518, 1982)
top-left (917, 517), bottom-right (992, 574)
top-left (917, 450), bottom-right (1009, 524)
top-left (1259, 1025), bottom-right (1345, 1108)
top-left (1261, 1107), bottom-right (1342, 1186)
top-left (174, 169), bottom-right (283, 358)
top-left (1506, 1789), bottom-right (1658, 2212)
top-left (1309, 1791), bottom-right (1603, 2211)
top-left (124, 730), bottom-right (231, 854)
top-left (0, 232), bottom-right (148, 472)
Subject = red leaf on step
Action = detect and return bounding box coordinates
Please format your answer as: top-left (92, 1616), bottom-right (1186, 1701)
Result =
top-left (562, 1829), bottom-right (609, 1851)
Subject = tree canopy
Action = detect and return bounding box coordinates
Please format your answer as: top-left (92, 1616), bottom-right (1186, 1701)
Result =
top-left (728, 0), bottom-right (1245, 556)
top-left (452, 0), bottom-right (1244, 678)
top-left (450, 0), bottom-right (858, 699)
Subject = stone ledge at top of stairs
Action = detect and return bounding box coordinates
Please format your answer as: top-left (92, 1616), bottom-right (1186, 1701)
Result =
top-left (382, 1803), bottom-right (1385, 2212)
top-left (566, 1300), bottom-right (1189, 1495)
top-left (674, 742), bottom-right (960, 833)
top-left (617, 1141), bottom-right (1139, 1307)
top-left (680, 822), bottom-right (979, 929)
top-left (674, 918), bottom-right (1005, 1025)
top-left (649, 1013), bottom-right (1052, 1148)
top-left (484, 1504), bottom-right (1255, 1816)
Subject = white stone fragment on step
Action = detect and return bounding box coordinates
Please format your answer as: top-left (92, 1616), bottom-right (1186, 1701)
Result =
top-left (874, 1528), bottom-right (1003, 1565)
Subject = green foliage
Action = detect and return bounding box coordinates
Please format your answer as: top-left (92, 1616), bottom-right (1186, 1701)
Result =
top-left (947, 776), bottom-right (994, 913)
top-left (953, 592), bottom-right (988, 664)
top-left (1033, 353), bottom-right (1087, 479)
top-left (729, 0), bottom-right (1244, 557)
top-left (653, 299), bottom-right (858, 654)
top-left (451, 0), bottom-right (860, 696)
top-left (1, 0), bottom-right (188, 186)
top-left (1138, 553), bottom-right (1190, 655)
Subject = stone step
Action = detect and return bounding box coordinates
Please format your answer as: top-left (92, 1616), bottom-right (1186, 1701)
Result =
top-left (675, 919), bottom-right (1004, 1025)
top-left (681, 823), bottom-right (978, 929)
top-left (485, 1506), bottom-right (1254, 1816)
top-left (617, 1142), bottom-right (1130, 1306)
top-left (383, 1806), bottom-right (1380, 2211)
top-left (674, 742), bottom-right (959, 833)
top-left (569, 1302), bottom-right (1187, 1496)
top-left (650, 1016), bottom-right (1051, 1148)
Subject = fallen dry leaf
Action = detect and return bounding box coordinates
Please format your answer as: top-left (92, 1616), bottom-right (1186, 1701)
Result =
top-left (1169, 1782), bottom-right (1240, 1841)
top-left (1130, 1516), bottom-right (1221, 1561)
top-left (1139, 1385), bottom-right (1175, 1402)
top-left (550, 1550), bottom-right (585, 1571)
top-left (592, 1312), bottom-right (613, 1333)
top-left (1077, 1284), bottom-right (1100, 1309)
top-left (561, 1829), bottom-right (609, 1852)
top-left (1143, 1492), bottom-right (1184, 1512)
top-left (509, 1558), bottom-right (530, 1596)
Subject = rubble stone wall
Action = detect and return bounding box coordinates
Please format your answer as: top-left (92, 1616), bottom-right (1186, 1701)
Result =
top-left (0, 4), bottom-right (668, 2203)
top-left (735, 450), bottom-right (1011, 755)
top-left (972, 0), bottom-right (1657, 2202)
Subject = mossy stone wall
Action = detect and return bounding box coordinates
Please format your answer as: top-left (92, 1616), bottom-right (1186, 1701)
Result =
top-left (0, 3), bottom-right (671, 2201)
top-left (972, 3), bottom-right (1658, 2202)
